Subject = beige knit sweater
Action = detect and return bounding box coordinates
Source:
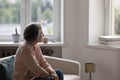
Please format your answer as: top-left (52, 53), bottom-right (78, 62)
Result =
top-left (12, 42), bottom-right (54, 80)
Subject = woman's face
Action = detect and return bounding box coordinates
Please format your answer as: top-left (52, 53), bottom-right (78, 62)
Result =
top-left (38, 30), bottom-right (44, 42)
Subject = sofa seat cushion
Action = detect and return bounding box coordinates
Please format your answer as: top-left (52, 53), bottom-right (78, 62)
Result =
top-left (0, 55), bottom-right (14, 80)
top-left (64, 74), bottom-right (80, 80)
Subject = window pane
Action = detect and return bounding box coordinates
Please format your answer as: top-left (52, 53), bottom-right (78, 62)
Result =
top-left (0, 0), bottom-right (21, 35)
top-left (114, 0), bottom-right (120, 34)
top-left (31, 0), bottom-right (54, 35)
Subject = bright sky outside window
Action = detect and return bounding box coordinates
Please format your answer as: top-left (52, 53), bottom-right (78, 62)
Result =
top-left (31, 0), bottom-right (54, 35)
top-left (0, 0), bottom-right (63, 42)
top-left (0, 0), bottom-right (21, 35)
top-left (114, 0), bottom-right (120, 35)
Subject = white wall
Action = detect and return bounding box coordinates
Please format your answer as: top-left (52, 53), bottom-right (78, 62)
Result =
top-left (62, 0), bottom-right (80, 60)
top-left (89, 0), bottom-right (105, 44)
top-left (62, 0), bottom-right (120, 80)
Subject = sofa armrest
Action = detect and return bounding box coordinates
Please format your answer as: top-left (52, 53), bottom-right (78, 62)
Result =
top-left (44, 56), bottom-right (80, 76)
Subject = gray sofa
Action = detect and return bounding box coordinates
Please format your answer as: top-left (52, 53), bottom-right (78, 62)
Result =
top-left (0, 55), bottom-right (81, 80)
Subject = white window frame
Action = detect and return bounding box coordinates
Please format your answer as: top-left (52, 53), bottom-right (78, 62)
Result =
top-left (105, 0), bottom-right (112, 36)
top-left (0, 0), bottom-right (64, 42)
top-left (104, 0), bottom-right (114, 35)
top-left (88, 0), bottom-right (120, 49)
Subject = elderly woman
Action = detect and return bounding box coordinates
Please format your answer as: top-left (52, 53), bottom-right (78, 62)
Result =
top-left (12, 22), bottom-right (63, 80)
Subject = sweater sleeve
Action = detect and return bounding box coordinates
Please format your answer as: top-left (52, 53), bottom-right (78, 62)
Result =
top-left (21, 47), bottom-right (45, 77)
top-left (36, 45), bottom-right (55, 74)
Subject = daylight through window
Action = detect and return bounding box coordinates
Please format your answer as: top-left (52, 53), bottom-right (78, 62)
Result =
top-left (0, 0), bottom-right (21, 35)
top-left (114, 0), bottom-right (120, 35)
top-left (0, 0), bottom-right (63, 42)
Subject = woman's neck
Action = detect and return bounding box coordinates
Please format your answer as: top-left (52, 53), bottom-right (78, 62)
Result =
top-left (27, 41), bottom-right (37, 50)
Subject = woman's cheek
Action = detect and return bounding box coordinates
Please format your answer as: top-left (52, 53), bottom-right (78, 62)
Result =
top-left (38, 37), bottom-right (42, 42)
top-left (39, 35), bottom-right (43, 42)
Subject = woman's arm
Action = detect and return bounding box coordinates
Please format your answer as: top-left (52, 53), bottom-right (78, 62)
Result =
top-left (21, 47), bottom-right (50, 77)
top-left (36, 45), bottom-right (55, 74)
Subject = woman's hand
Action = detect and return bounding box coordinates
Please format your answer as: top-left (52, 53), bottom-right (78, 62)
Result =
top-left (40, 69), bottom-right (50, 78)
top-left (50, 72), bottom-right (59, 80)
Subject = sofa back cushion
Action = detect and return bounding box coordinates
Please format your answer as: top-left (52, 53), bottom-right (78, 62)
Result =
top-left (0, 55), bottom-right (14, 80)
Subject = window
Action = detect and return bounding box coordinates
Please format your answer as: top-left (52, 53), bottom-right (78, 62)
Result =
top-left (0, 0), bottom-right (21, 35)
top-left (113, 0), bottom-right (120, 35)
top-left (0, 0), bottom-right (63, 42)
top-left (105, 0), bottom-right (120, 35)
top-left (31, 0), bottom-right (54, 35)
top-left (88, 0), bottom-right (120, 47)
top-left (0, 0), bottom-right (21, 41)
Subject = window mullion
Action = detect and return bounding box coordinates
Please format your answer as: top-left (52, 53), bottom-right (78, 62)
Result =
top-left (21, 0), bottom-right (30, 38)
top-left (53, 0), bottom-right (61, 41)
top-left (60, 0), bottom-right (64, 42)
top-left (21, 0), bottom-right (26, 35)
top-left (25, 0), bottom-right (31, 25)
top-left (111, 0), bottom-right (115, 35)
top-left (105, 0), bottom-right (115, 35)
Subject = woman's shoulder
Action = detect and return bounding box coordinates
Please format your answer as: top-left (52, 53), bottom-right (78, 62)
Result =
top-left (17, 42), bottom-right (30, 53)
top-left (16, 42), bottom-right (32, 57)
top-left (18, 42), bottom-right (26, 49)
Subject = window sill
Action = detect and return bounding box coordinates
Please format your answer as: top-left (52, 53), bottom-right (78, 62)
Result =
top-left (0, 41), bottom-right (65, 47)
top-left (86, 44), bottom-right (120, 51)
